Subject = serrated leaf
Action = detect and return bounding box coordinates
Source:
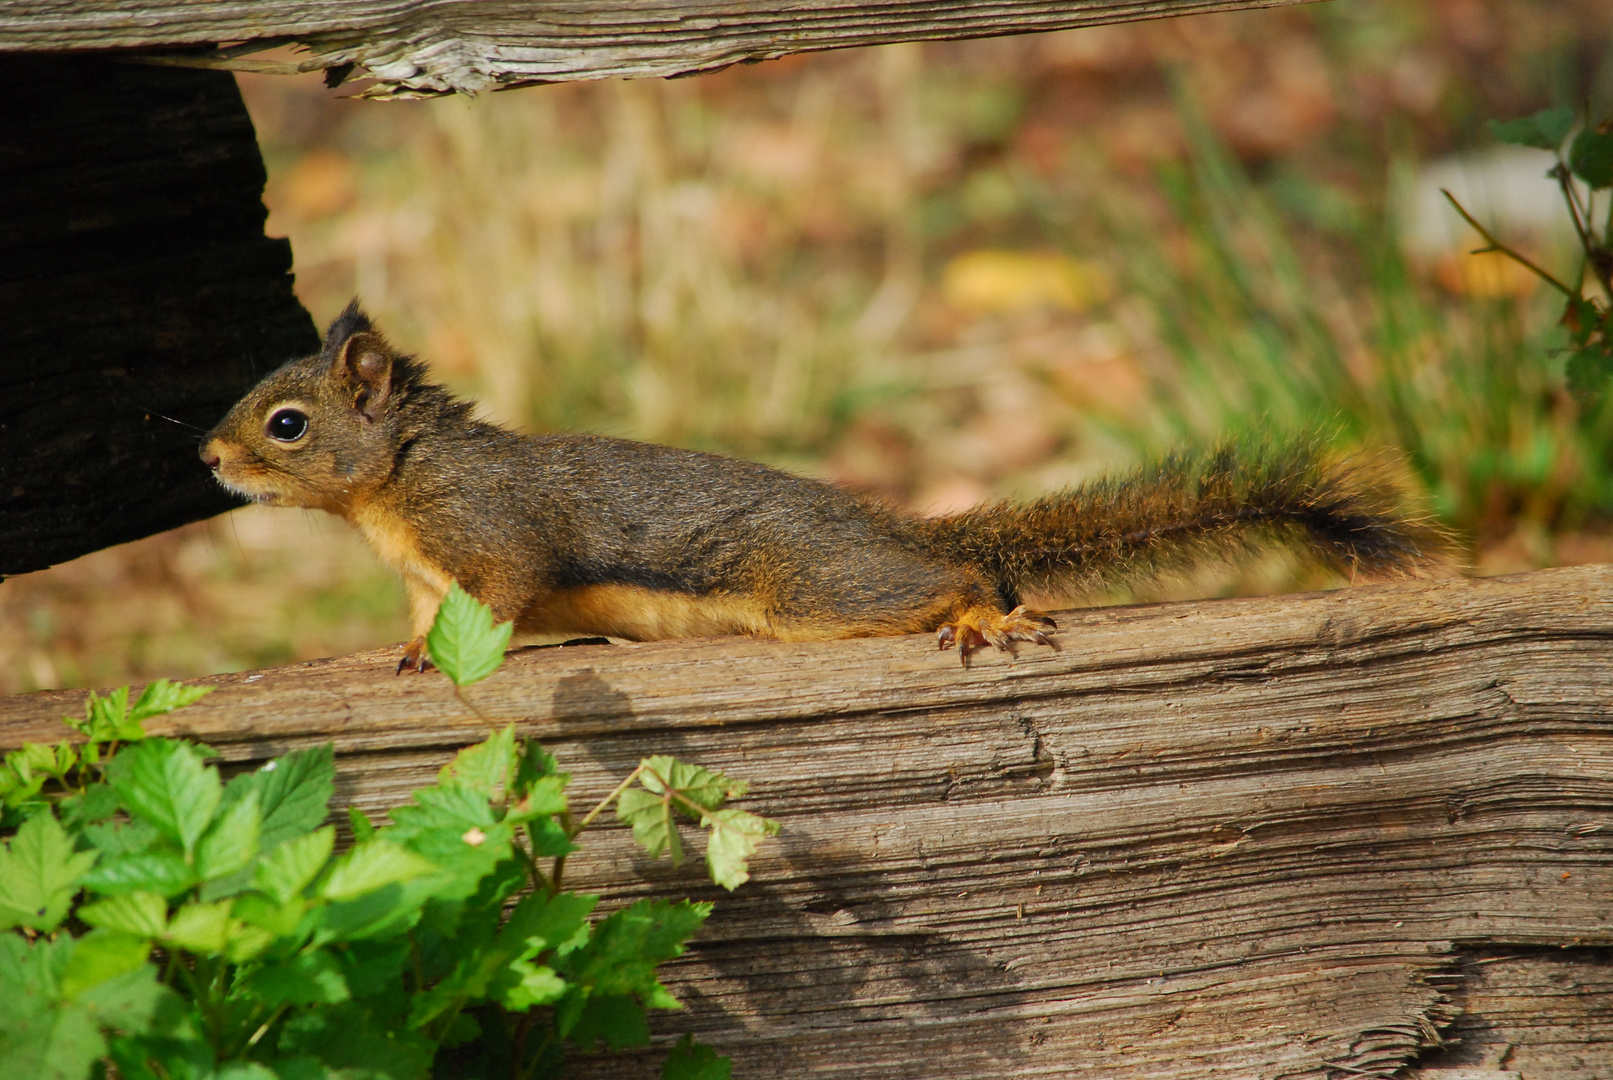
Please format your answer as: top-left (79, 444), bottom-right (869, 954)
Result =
top-left (1488, 105), bottom-right (1575, 150)
top-left (196, 789), bottom-right (260, 881)
top-left (59, 930), bottom-right (152, 999)
top-left (128, 680), bottom-right (212, 723)
top-left (0, 935), bottom-right (107, 1080)
top-left (78, 892), bottom-right (168, 938)
top-left (639, 756), bottom-right (747, 812)
top-left (439, 725), bottom-right (515, 798)
top-left (223, 744), bottom-right (336, 852)
top-left (617, 786), bottom-right (682, 865)
top-left (80, 850), bottom-right (197, 898)
top-left (320, 839), bottom-right (438, 901)
top-left (233, 892), bottom-right (308, 937)
top-left (1570, 127), bottom-right (1613, 189)
top-left (254, 825), bottom-right (336, 903)
top-left (498, 959), bottom-right (567, 1011)
top-left (164, 900), bottom-right (232, 955)
top-left (425, 581), bottom-right (513, 687)
top-left (83, 685), bottom-right (138, 743)
top-left (107, 738), bottom-right (221, 856)
top-left (499, 890), bottom-right (598, 960)
top-left (60, 784), bottom-right (119, 830)
top-left (225, 920), bottom-right (277, 962)
top-left (559, 899), bottom-right (710, 1015)
top-left (663, 1034), bottom-right (733, 1080)
top-left (569, 994), bottom-right (650, 1050)
top-left (0, 811), bottom-right (99, 931)
top-left (701, 808), bottom-right (780, 891)
top-left (244, 950), bottom-right (351, 1006)
top-left (507, 775), bottom-right (569, 825)
top-left (348, 805), bottom-right (376, 842)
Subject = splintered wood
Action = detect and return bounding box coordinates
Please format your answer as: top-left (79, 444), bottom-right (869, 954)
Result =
top-left (3, 0), bottom-right (1319, 97)
top-left (2, 566), bottom-right (1610, 1078)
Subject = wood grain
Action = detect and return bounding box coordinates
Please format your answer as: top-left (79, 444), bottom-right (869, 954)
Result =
top-left (3, 565), bottom-right (1611, 1076)
top-left (3, 0), bottom-right (1319, 97)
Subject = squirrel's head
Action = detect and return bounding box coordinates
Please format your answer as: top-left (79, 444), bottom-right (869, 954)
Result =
top-left (200, 300), bottom-right (422, 515)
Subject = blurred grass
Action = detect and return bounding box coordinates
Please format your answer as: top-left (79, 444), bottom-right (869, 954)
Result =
top-left (5, 0), bottom-right (1613, 693)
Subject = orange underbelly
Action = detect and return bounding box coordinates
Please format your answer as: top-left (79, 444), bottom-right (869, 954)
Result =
top-left (517, 584), bottom-right (772, 641)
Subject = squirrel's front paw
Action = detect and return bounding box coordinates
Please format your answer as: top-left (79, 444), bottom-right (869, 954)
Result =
top-left (937, 605), bottom-right (1058, 666)
top-left (396, 635), bottom-right (434, 675)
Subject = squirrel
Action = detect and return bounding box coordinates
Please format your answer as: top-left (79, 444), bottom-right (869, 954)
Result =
top-left (201, 301), bottom-right (1444, 671)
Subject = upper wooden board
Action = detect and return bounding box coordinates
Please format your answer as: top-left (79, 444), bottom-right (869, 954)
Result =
top-left (5, 0), bottom-right (1318, 96)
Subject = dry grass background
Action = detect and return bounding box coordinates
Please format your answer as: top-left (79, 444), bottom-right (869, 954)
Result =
top-left (5, 0), bottom-right (1613, 694)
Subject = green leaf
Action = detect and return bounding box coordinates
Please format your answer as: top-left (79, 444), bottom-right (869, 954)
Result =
top-left (497, 960), bottom-right (567, 1011)
top-left (640, 756), bottom-right (747, 813)
top-left (1488, 105), bottom-right (1575, 150)
top-left (0, 935), bottom-right (107, 1080)
top-left (425, 581), bottom-right (513, 687)
top-left (83, 686), bottom-right (139, 743)
top-left (59, 930), bottom-right (153, 999)
top-left (499, 890), bottom-right (598, 959)
top-left (617, 785), bottom-right (682, 865)
top-left (254, 825), bottom-right (336, 903)
top-left (223, 745), bottom-right (336, 852)
top-left (225, 920), bottom-right (277, 963)
top-left (80, 851), bottom-right (197, 898)
top-left (128, 680), bottom-right (212, 724)
top-left (243, 950), bottom-right (351, 1007)
top-left (439, 725), bottom-right (515, 798)
top-left (507, 775), bottom-right (569, 825)
top-left (663, 1034), bottom-right (733, 1080)
top-left (348, 805), bottom-right (376, 842)
top-left (278, 1002), bottom-right (434, 1080)
top-left (320, 839), bottom-right (438, 902)
top-left (701, 808), bottom-right (780, 891)
top-left (0, 811), bottom-right (99, 931)
top-left (559, 899), bottom-right (710, 1017)
top-left (568, 994), bottom-right (650, 1050)
top-left (232, 892), bottom-right (307, 937)
top-left (107, 738), bottom-right (221, 856)
top-left (60, 784), bottom-right (120, 830)
top-left (195, 789), bottom-right (260, 881)
top-left (163, 900), bottom-right (232, 955)
top-left (1570, 126), bottom-right (1613, 189)
top-left (1566, 344), bottom-right (1613, 403)
top-left (78, 892), bottom-right (168, 938)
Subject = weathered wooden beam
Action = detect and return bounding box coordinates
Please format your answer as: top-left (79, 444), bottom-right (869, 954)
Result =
top-left (3, 0), bottom-right (1322, 97)
top-left (3, 565), bottom-right (1610, 1077)
top-left (0, 55), bottom-right (319, 575)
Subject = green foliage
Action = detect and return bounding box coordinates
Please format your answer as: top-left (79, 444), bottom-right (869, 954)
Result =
top-left (1464, 106), bottom-right (1613, 407)
top-left (1, 595), bottom-right (773, 1080)
top-left (425, 580), bottom-right (513, 687)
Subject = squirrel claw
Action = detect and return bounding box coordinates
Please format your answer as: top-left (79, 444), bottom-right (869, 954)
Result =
top-left (396, 637), bottom-right (433, 675)
top-left (938, 605), bottom-right (1059, 667)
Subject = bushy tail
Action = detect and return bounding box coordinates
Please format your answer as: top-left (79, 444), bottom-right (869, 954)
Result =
top-left (913, 441), bottom-right (1448, 601)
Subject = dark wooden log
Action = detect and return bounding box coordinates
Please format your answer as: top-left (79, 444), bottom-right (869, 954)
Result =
top-left (3, 0), bottom-right (1320, 97)
top-left (0, 55), bottom-right (319, 576)
top-left (3, 566), bottom-right (1610, 1077)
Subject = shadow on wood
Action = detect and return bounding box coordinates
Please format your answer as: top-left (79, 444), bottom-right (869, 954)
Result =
top-left (3, 566), bottom-right (1611, 1077)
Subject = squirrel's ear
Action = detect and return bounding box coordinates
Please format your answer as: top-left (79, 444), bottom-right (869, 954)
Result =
top-left (338, 331), bottom-right (395, 423)
top-left (323, 298), bottom-right (372, 355)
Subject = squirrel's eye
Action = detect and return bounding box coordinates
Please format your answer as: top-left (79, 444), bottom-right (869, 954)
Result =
top-left (266, 408), bottom-right (309, 443)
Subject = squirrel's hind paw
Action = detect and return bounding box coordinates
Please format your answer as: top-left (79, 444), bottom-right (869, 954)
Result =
top-left (396, 636), bottom-right (434, 675)
top-left (938, 606), bottom-right (1059, 666)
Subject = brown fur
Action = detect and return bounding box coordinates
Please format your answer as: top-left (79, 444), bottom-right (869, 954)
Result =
top-left (202, 302), bottom-right (1445, 667)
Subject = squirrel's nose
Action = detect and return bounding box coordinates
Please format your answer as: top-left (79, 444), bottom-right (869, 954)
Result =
top-left (200, 444), bottom-right (221, 471)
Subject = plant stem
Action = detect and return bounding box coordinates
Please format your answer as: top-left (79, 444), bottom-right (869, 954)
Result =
top-left (572, 766), bottom-right (645, 836)
top-left (1441, 188), bottom-right (1576, 298)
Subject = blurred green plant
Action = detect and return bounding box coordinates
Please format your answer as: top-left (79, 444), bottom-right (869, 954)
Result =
top-left (0, 586), bottom-right (775, 1080)
top-left (1444, 105), bottom-right (1613, 403)
top-left (1081, 83), bottom-right (1613, 542)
